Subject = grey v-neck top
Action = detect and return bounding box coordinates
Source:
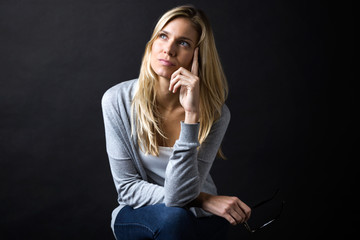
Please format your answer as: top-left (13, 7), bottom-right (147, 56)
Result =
top-left (101, 79), bottom-right (230, 232)
top-left (139, 146), bottom-right (173, 186)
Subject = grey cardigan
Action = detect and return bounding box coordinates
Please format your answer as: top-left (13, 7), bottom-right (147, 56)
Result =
top-left (101, 79), bottom-right (230, 231)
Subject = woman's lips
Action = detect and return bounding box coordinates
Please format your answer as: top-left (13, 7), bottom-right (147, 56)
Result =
top-left (159, 59), bottom-right (175, 66)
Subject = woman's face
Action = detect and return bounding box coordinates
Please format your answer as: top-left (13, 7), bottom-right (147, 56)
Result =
top-left (150, 17), bottom-right (199, 80)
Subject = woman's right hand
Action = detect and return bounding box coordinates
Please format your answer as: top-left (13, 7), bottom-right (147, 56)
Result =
top-left (169, 48), bottom-right (200, 124)
top-left (198, 193), bottom-right (251, 225)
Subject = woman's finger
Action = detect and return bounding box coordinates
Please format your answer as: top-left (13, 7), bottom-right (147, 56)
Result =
top-left (191, 47), bottom-right (199, 76)
top-left (172, 76), bottom-right (193, 93)
top-left (169, 71), bottom-right (182, 91)
top-left (229, 208), bottom-right (246, 225)
top-left (223, 213), bottom-right (238, 226)
top-left (169, 70), bottom-right (197, 92)
top-left (169, 68), bottom-right (187, 91)
top-left (169, 74), bottom-right (182, 92)
top-left (170, 67), bottom-right (182, 81)
top-left (172, 79), bottom-right (183, 93)
top-left (170, 66), bottom-right (194, 81)
top-left (237, 199), bottom-right (252, 221)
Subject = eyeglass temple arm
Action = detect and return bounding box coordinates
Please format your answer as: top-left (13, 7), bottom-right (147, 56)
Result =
top-left (244, 200), bottom-right (285, 233)
top-left (251, 188), bottom-right (280, 209)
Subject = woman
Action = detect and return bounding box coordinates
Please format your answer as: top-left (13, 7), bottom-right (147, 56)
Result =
top-left (102, 5), bottom-right (251, 240)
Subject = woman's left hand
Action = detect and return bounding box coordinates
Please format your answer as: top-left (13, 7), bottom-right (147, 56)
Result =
top-left (169, 48), bottom-right (200, 123)
top-left (199, 193), bottom-right (252, 226)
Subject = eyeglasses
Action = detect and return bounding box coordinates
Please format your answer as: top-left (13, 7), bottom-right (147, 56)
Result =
top-left (243, 189), bottom-right (285, 233)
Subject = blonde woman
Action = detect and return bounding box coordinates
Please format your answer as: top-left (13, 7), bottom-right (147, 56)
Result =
top-left (102, 5), bottom-right (251, 240)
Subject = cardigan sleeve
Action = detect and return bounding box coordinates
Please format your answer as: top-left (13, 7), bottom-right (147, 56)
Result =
top-left (102, 86), bottom-right (165, 208)
top-left (164, 105), bottom-right (231, 207)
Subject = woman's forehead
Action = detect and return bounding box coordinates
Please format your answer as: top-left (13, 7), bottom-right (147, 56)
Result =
top-left (161, 18), bottom-right (198, 42)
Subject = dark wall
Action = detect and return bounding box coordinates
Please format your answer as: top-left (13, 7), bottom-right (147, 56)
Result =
top-left (0, 0), bottom-right (353, 239)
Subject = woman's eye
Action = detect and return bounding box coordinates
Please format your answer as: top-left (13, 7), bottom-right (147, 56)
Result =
top-left (179, 41), bottom-right (190, 47)
top-left (159, 34), bottom-right (167, 39)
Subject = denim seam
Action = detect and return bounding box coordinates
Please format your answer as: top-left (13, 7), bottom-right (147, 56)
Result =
top-left (115, 222), bottom-right (155, 236)
top-left (153, 229), bottom-right (160, 240)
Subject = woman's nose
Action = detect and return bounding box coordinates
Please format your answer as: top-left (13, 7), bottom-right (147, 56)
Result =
top-left (163, 41), bottom-right (176, 56)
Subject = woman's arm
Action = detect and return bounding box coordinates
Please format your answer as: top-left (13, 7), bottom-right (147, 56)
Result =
top-left (164, 104), bottom-right (251, 225)
top-left (164, 104), bottom-right (231, 206)
top-left (169, 48), bottom-right (200, 124)
top-left (188, 192), bottom-right (251, 226)
top-left (107, 155), bottom-right (164, 207)
top-left (102, 84), bottom-right (165, 207)
top-left (164, 48), bottom-right (233, 207)
top-left (163, 121), bottom-right (201, 206)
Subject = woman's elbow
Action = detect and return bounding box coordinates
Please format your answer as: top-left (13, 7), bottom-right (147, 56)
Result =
top-left (164, 184), bottom-right (200, 207)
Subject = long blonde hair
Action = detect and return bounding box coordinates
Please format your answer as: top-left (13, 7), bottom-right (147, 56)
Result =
top-left (131, 5), bottom-right (228, 157)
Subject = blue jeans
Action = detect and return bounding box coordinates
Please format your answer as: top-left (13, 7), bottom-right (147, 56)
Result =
top-left (114, 204), bottom-right (229, 240)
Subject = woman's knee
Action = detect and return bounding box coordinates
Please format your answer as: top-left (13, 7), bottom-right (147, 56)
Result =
top-left (161, 206), bottom-right (194, 225)
top-left (156, 206), bottom-right (196, 239)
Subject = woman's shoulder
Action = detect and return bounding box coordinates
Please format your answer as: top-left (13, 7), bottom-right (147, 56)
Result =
top-left (219, 103), bottom-right (231, 124)
top-left (103, 78), bottom-right (138, 98)
top-left (101, 79), bottom-right (138, 107)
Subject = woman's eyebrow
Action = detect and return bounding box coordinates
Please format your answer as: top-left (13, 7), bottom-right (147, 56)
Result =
top-left (160, 30), bottom-right (194, 43)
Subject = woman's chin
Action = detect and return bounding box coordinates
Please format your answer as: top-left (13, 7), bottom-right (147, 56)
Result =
top-left (155, 70), bottom-right (173, 80)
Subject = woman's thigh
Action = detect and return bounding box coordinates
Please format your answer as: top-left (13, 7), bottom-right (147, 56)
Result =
top-left (114, 204), bottom-right (229, 240)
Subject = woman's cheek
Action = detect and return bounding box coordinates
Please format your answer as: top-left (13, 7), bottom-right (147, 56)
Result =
top-left (152, 41), bottom-right (160, 52)
top-left (183, 54), bottom-right (194, 70)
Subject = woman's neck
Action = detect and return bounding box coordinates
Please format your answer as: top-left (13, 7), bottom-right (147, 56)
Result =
top-left (155, 76), bottom-right (182, 111)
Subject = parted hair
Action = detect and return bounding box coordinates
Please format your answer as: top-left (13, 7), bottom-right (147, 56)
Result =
top-left (131, 5), bottom-right (228, 157)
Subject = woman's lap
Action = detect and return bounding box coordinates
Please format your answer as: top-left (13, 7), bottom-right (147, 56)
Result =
top-left (114, 204), bottom-right (229, 240)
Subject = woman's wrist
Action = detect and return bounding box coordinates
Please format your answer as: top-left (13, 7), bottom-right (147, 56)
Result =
top-left (184, 111), bottom-right (199, 124)
top-left (187, 192), bottom-right (212, 208)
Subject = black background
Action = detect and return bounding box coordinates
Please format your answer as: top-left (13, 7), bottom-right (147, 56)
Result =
top-left (0, 0), bottom-right (353, 239)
